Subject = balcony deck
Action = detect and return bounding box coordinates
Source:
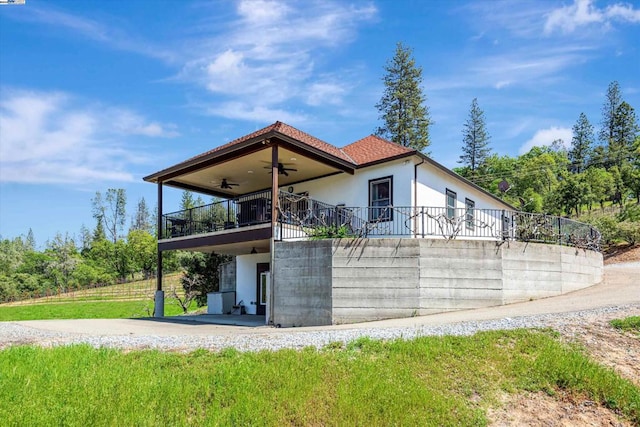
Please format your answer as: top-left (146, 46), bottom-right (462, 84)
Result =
top-left (160, 191), bottom-right (601, 252)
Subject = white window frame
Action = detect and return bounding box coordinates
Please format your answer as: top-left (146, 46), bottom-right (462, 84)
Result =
top-left (369, 176), bottom-right (393, 222)
top-left (446, 189), bottom-right (457, 219)
top-left (465, 198), bottom-right (475, 230)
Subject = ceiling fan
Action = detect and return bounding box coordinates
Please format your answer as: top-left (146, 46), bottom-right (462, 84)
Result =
top-left (210, 178), bottom-right (240, 190)
top-left (263, 162), bottom-right (298, 176)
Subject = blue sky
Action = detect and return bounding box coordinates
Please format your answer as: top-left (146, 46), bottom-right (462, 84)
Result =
top-left (1, 0), bottom-right (639, 247)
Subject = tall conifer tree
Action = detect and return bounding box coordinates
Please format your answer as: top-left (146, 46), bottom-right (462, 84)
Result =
top-left (459, 98), bottom-right (491, 173)
top-left (568, 112), bottom-right (594, 173)
top-left (375, 42), bottom-right (432, 152)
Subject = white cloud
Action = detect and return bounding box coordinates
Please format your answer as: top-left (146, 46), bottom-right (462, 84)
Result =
top-left (205, 101), bottom-right (307, 123)
top-left (237, 0), bottom-right (292, 24)
top-left (179, 0), bottom-right (377, 118)
top-left (9, 5), bottom-right (175, 62)
top-left (5, 1), bottom-right (376, 124)
top-left (0, 89), bottom-right (178, 184)
top-left (544, 0), bottom-right (640, 34)
top-left (306, 81), bottom-right (346, 106)
top-left (110, 109), bottom-right (180, 137)
top-left (519, 126), bottom-right (572, 154)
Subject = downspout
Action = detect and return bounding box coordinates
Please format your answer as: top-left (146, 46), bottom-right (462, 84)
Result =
top-left (414, 158), bottom-right (425, 237)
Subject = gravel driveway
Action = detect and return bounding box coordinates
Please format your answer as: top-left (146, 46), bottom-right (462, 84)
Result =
top-left (1, 262), bottom-right (638, 353)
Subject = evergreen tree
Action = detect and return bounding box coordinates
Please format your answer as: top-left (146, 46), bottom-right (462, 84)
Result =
top-left (92, 189), bottom-right (127, 243)
top-left (568, 112), bottom-right (594, 173)
top-left (459, 98), bottom-right (491, 173)
top-left (92, 218), bottom-right (106, 243)
top-left (599, 81), bottom-right (622, 143)
top-left (131, 197), bottom-right (152, 233)
top-left (611, 101), bottom-right (639, 165)
top-left (180, 191), bottom-right (196, 211)
top-left (25, 228), bottom-right (36, 251)
top-left (375, 42), bottom-right (432, 152)
top-left (599, 81), bottom-right (623, 167)
top-left (78, 224), bottom-right (92, 254)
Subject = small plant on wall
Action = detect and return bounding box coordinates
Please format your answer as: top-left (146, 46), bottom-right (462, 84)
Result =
top-left (309, 225), bottom-right (351, 239)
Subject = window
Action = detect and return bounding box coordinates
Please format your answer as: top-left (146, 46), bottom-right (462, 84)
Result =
top-left (465, 198), bottom-right (475, 230)
top-left (369, 176), bottom-right (393, 221)
top-left (446, 189), bottom-right (457, 219)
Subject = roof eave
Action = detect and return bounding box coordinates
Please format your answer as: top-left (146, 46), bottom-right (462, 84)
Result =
top-left (144, 129), bottom-right (357, 184)
top-left (143, 134), bottom-right (272, 183)
top-left (354, 151), bottom-right (416, 169)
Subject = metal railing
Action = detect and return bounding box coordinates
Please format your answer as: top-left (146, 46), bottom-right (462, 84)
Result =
top-left (276, 193), bottom-right (601, 251)
top-left (162, 189), bottom-right (272, 238)
top-left (162, 191), bottom-right (601, 251)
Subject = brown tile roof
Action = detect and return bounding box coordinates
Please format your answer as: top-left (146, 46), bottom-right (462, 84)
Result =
top-left (146, 122), bottom-right (417, 182)
top-left (184, 121), bottom-right (353, 164)
top-left (274, 122), bottom-right (354, 163)
top-left (343, 135), bottom-right (415, 165)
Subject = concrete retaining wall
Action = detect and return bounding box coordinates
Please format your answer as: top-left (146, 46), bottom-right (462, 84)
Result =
top-left (272, 240), bottom-right (333, 327)
top-left (273, 238), bottom-right (603, 326)
top-left (332, 239), bottom-right (421, 324)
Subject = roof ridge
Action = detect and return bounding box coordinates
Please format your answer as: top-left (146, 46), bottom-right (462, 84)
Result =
top-left (338, 148), bottom-right (356, 164)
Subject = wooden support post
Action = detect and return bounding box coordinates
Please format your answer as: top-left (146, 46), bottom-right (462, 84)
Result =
top-left (269, 144), bottom-right (278, 325)
top-left (157, 181), bottom-right (163, 292)
top-left (155, 181), bottom-right (164, 317)
top-left (271, 144), bottom-right (279, 229)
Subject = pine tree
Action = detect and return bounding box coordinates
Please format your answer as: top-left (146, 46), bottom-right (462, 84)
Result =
top-left (611, 101), bottom-right (639, 165)
top-left (599, 81), bottom-right (622, 147)
top-left (459, 98), bottom-right (491, 173)
top-left (180, 191), bottom-right (196, 211)
top-left (568, 112), bottom-right (594, 173)
top-left (25, 228), bottom-right (36, 251)
top-left (91, 189), bottom-right (126, 243)
top-left (131, 197), bottom-right (152, 233)
top-left (375, 42), bottom-right (432, 152)
top-left (92, 218), bottom-right (106, 242)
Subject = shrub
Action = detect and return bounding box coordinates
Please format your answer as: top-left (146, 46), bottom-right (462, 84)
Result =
top-left (309, 225), bottom-right (352, 239)
top-left (618, 221), bottom-right (640, 246)
top-left (0, 274), bottom-right (18, 302)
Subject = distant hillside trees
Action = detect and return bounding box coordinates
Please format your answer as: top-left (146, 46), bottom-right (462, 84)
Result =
top-left (453, 81), bottom-right (639, 247)
top-left (0, 188), bottom-right (169, 303)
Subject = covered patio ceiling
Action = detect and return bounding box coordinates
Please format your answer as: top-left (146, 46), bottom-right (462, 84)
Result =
top-left (144, 123), bottom-right (357, 199)
top-left (169, 145), bottom-right (346, 198)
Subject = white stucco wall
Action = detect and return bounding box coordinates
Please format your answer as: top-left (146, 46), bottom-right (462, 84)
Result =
top-left (291, 159), bottom-right (415, 207)
top-left (415, 162), bottom-right (509, 211)
top-left (235, 253), bottom-right (270, 315)
top-left (288, 156), bottom-right (509, 212)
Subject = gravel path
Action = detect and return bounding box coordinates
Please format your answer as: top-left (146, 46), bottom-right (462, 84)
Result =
top-left (1, 304), bottom-right (638, 353)
top-left (1, 262), bottom-right (638, 353)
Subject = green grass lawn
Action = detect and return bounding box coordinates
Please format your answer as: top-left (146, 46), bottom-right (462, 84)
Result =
top-left (0, 299), bottom-right (195, 321)
top-left (1, 330), bottom-right (638, 426)
top-left (611, 316), bottom-right (640, 335)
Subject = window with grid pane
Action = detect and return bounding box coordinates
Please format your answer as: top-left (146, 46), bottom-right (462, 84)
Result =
top-left (369, 176), bottom-right (392, 221)
top-left (446, 189), bottom-right (456, 219)
top-left (465, 198), bottom-right (475, 229)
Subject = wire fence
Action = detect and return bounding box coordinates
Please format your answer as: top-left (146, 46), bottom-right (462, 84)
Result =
top-left (2, 274), bottom-right (183, 306)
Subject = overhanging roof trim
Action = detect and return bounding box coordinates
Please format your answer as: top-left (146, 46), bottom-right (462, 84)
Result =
top-left (144, 122), bottom-right (356, 183)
